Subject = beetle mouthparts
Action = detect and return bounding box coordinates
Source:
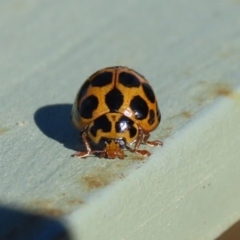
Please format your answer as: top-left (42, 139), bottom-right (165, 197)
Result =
top-left (99, 140), bottom-right (125, 159)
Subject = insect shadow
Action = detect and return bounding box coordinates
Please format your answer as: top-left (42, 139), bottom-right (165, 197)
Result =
top-left (34, 104), bottom-right (84, 152)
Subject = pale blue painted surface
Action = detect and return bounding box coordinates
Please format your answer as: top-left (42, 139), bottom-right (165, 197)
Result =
top-left (0, 0), bottom-right (240, 239)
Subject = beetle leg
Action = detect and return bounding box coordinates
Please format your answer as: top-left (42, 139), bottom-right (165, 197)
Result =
top-left (143, 132), bottom-right (163, 146)
top-left (126, 129), bottom-right (151, 156)
top-left (71, 131), bottom-right (92, 158)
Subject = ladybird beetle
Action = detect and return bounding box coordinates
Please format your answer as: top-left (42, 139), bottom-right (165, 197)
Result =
top-left (71, 66), bottom-right (162, 159)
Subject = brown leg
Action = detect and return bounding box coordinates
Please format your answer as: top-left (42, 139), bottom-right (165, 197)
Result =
top-left (126, 129), bottom-right (163, 157)
top-left (143, 132), bottom-right (163, 146)
top-left (126, 129), bottom-right (151, 156)
top-left (71, 131), bottom-right (93, 158)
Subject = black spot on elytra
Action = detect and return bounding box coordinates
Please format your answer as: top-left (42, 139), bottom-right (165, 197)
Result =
top-left (80, 95), bottom-right (98, 119)
top-left (119, 72), bottom-right (140, 88)
top-left (77, 80), bottom-right (91, 101)
top-left (130, 96), bottom-right (149, 120)
top-left (115, 116), bottom-right (137, 139)
top-left (129, 126), bottom-right (137, 138)
top-left (105, 88), bottom-right (123, 112)
top-left (91, 72), bottom-right (112, 87)
top-left (90, 115), bottom-right (111, 137)
top-left (142, 83), bottom-right (155, 103)
top-left (115, 116), bottom-right (133, 132)
top-left (148, 109), bottom-right (155, 125)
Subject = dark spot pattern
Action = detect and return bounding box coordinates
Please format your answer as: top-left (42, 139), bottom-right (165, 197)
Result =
top-left (148, 109), bottom-right (155, 125)
top-left (115, 116), bottom-right (133, 132)
top-left (129, 126), bottom-right (137, 138)
top-left (142, 83), bottom-right (155, 103)
top-left (90, 115), bottom-right (111, 137)
top-left (105, 88), bottom-right (123, 112)
top-left (119, 72), bottom-right (140, 88)
top-left (77, 80), bottom-right (91, 101)
top-left (130, 96), bottom-right (149, 120)
top-left (91, 72), bottom-right (112, 87)
top-left (115, 116), bottom-right (137, 138)
top-left (80, 95), bottom-right (98, 119)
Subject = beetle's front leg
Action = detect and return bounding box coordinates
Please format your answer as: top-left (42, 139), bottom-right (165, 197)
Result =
top-left (126, 129), bottom-right (151, 156)
top-left (71, 131), bottom-right (92, 158)
top-left (143, 132), bottom-right (163, 146)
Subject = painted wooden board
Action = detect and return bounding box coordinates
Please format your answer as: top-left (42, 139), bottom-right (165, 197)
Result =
top-left (0, 0), bottom-right (240, 239)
